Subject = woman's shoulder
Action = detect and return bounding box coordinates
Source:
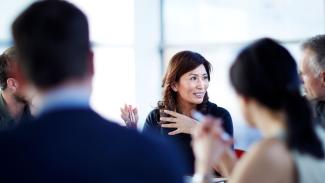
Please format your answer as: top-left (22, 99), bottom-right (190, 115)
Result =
top-left (145, 108), bottom-right (159, 121)
top-left (253, 138), bottom-right (291, 158)
top-left (249, 138), bottom-right (293, 174)
top-left (147, 108), bottom-right (159, 116)
top-left (206, 101), bottom-right (231, 117)
top-left (143, 108), bottom-right (161, 132)
top-left (231, 138), bottom-right (294, 182)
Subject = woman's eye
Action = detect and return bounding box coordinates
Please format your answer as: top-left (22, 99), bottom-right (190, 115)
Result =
top-left (203, 76), bottom-right (208, 80)
top-left (190, 77), bottom-right (197, 80)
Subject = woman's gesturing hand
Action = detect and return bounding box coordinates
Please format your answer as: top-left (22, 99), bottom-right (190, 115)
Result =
top-left (120, 104), bottom-right (138, 128)
top-left (160, 110), bottom-right (199, 135)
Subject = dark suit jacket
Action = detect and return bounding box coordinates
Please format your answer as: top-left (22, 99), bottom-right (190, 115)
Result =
top-left (315, 101), bottom-right (325, 129)
top-left (0, 108), bottom-right (185, 183)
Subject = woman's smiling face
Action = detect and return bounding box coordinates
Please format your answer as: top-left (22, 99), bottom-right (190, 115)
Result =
top-left (174, 64), bottom-right (209, 105)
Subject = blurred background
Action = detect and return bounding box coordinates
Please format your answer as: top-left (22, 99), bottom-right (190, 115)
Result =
top-left (0, 0), bottom-right (324, 150)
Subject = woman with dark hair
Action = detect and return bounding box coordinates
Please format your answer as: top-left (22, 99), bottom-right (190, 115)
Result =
top-left (192, 38), bottom-right (325, 183)
top-left (121, 51), bottom-right (233, 175)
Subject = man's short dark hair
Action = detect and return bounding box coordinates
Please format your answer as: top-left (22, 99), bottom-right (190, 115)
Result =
top-left (302, 35), bottom-right (325, 73)
top-left (0, 47), bottom-right (18, 90)
top-left (12, 0), bottom-right (91, 89)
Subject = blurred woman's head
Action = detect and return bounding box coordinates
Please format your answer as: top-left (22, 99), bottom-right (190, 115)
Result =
top-left (230, 38), bottom-right (300, 122)
top-left (230, 38), bottom-right (324, 158)
top-left (162, 51), bottom-right (211, 113)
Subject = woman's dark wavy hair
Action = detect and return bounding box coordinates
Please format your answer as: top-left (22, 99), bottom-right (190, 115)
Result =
top-left (160, 51), bottom-right (212, 114)
top-left (230, 38), bottom-right (324, 158)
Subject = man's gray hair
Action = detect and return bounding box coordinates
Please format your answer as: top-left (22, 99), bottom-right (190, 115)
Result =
top-left (303, 35), bottom-right (325, 76)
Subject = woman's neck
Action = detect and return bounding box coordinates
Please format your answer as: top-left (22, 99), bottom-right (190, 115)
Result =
top-left (177, 98), bottom-right (196, 116)
top-left (253, 107), bottom-right (286, 139)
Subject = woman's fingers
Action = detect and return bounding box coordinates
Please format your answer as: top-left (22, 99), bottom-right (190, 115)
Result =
top-left (160, 117), bottom-right (177, 122)
top-left (163, 110), bottom-right (181, 117)
top-left (168, 129), bottom-right (182, 135)
top-left (161, 123), bottom-right (177, 128)
top-left (124, 104), bottom-right (129, 111)
top-left (133, 108), bottom-right (139, 122)
top-left (121, 104), bottom-right (138, 123)
top-left (133, 107), bottom-right (138, 115)
top-left (120, 107), bottom-right (130, 123)
top-left (127, 105), bottom-right (133, 122)
top-left (131, 110), bottom-right (136, 123)
top-left (120, 107), bottom-right (125, 114)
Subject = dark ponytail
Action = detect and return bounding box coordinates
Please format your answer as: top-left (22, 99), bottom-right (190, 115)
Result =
top-left (285, 93), bottom-right (324, 158)
top-left (230, 38), bottom-right (324, 158)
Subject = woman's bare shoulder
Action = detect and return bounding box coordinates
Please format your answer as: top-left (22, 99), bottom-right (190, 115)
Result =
top-left (230, 138), bottom-right (295, 183)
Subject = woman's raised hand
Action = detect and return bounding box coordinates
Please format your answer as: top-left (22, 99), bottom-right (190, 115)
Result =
top-left (120, 104), bottom-right (138, 128)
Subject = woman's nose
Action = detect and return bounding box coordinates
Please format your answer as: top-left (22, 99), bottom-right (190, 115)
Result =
top-left (196, 78), bottom-right (205, 89)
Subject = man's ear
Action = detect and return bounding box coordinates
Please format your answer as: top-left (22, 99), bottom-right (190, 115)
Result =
top-left (6, 78), bottom-right (18, 92)
top-left (87, 50), bottom-right (94, 76)
top-left (11, 62), bottom-right (29, 91)
top-left (321, 71), bottom-right (325, 87)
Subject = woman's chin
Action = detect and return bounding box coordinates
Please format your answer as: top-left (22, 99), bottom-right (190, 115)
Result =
top-left (191, 98), bottom-right (204, 105)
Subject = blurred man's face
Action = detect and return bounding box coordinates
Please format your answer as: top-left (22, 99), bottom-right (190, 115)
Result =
top-left (300, 49), bottom-right (325, 100)
top-left (9, 61), bottom-right (30, 104)
top-left (13, 85), bottom-right (29, 104)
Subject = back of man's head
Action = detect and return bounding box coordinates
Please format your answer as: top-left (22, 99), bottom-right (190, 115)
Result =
top-left (0, 47), bottom-right (18, 90)
top-left (12, 0), bottom-right (91, 90)
top-left (302, 35), bottom-right (325, 74)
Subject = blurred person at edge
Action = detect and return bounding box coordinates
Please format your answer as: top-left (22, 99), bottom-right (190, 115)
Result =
top-left (300, 35), bottom-right (325, 129)
top-left (0, 47), bottom-right (33, 130)
top-left (192, 38), bottom-right (325, 183)
top-left (0, 1), bottom-right (185, 182)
